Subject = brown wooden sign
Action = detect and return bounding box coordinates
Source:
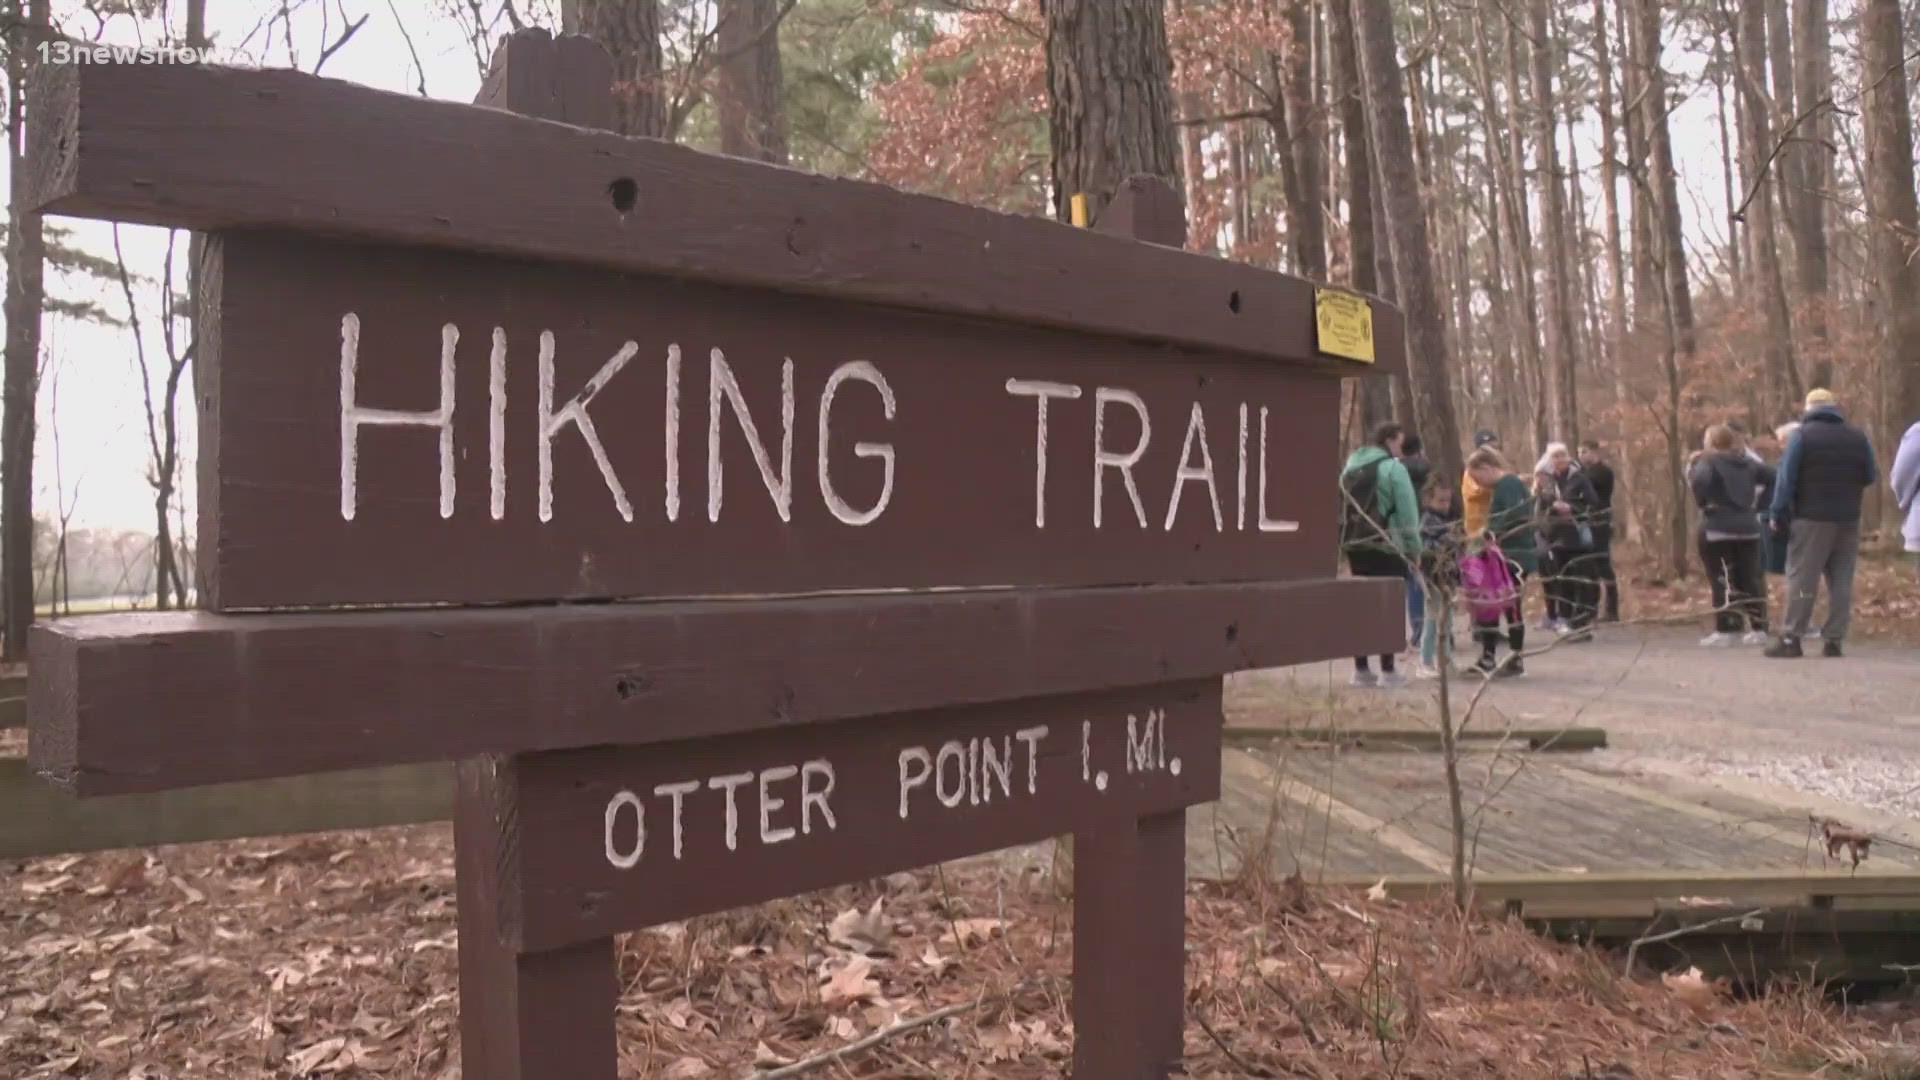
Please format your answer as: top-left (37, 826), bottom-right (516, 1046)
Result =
top-left (201, 229), bottom-right (1342, 609)
top-left (23, 28), bottom-right (1409, 1080)
top-left (482, 682), bottom-right (1220, 952)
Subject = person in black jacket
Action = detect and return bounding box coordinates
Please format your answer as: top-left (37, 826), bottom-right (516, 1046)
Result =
top-left (1688, 424), bottom-right (1774, 647)
top-left (1577, 440), bottom-right (1620, 622)
top-left (1766, 390), bottom-right (1879, 658)
top-left (1534, 443), bottom-right (1601, 640)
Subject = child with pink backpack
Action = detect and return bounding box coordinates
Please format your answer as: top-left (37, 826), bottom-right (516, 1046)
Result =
top-left (1463, 447), bottom-right (1539, 677)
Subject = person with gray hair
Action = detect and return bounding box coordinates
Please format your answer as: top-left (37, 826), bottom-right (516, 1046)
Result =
top-left (1766, 390), bottom-right (1878, 658)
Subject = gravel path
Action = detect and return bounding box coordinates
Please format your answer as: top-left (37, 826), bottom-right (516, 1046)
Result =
top-left (1231, 622), bottom-right (1920, 822)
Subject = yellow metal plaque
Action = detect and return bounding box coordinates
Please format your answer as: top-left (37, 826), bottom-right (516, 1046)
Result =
top-left (1314, 288), bottom-right (1376, 363)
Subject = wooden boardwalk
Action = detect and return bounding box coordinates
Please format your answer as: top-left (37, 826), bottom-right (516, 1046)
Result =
top-left (1186, 744), bottom-right (1920, 883)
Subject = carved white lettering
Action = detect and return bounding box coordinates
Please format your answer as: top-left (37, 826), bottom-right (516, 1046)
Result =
top-left (653, 779), bottom-right (700, 860)
top-left (981, 736), bottom-right (1012, 803)
top-left (604, 790), bottom-right (644, 869)
top-left (800, 760), bottom-right (837, 834)
top-left (539, 332), bottom-right (637, 522)
top-left (758, 764), bottom-right (799, 845)
top-left (489, 327), bottom-right (507, 520)
top-left (708, 349), bottom-right (796, 522)
top-left (706, 771), bottom-right (754, 852)
top-left (1236, 403), bottom-right (1249, 531)
top-left (665, 344), bottom-right (682, 522)
top-left (1093, 387), bottom-right (1150, 528)
top-left (1006, 379), bottom-right (1083, 527)
top-left (935, 741), bottom-right (967, 808)
top-left (1127, 711), bottom-right (1161, 774)
top-left (898, 747), bottom-right (932, 819)
top-left (818, 361), bottom-right (897, 525)
top-left (1165, 401), bottom-right (1223, 531)
top-left (338, 313), bottom-right (456, 521)
top-left (1257, 406), bottom-right (1302, 533)
top-left (1014, 725), bottom-right (1048, 794)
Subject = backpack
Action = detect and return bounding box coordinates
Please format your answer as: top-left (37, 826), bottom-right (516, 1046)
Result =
top-left (1340, 459), bottom-right (1388, 551)
top-left (1459, 540), bottom-right (1518, 624)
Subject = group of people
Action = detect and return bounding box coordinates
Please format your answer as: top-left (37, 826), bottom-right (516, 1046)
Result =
top-left (1685, 388), bottom-right (1888, 658)
top-left (1339, 423), bottom-right (1619, 684)
top-left (1338, 387), bottom-right (1920, 687)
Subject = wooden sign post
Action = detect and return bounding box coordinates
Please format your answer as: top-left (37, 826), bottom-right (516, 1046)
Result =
top-left (23, 30), bottom-right (1406, 1079)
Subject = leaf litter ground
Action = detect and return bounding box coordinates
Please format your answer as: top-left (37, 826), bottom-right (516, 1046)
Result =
top-left (4, 824), bottom-right (1918, 1078)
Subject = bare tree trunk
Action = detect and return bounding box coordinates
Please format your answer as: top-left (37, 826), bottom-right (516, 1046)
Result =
top-left (1714, 56), bottom-right (1741, 284)
top-left (1328, 0), bottom-right (1392, 428)
top-left (1044, 0), bottom-right (1183, 226)
top-left (1789, 0), bottom-right (1832, 382)
top-left (1736, 0), bottom-right (1803, 412)
top-left (715, 0), bottom-right (789, 164)
top-left (1467, 2), bottom-right (1542, 450)
top-left (1495, 11), bottom-right (1550, 447)
top-left (1529, 0), bottom-right (1582, 445)
top-left (1863, 0), bottom-right (1920, 504)
top-left (1177, 89), bottom-right (1206, 224)
top-left (1623, 0), bottom-right (1658, 329)
top-left (565, 0), bottom-right (668, 138)
top-left (2, 0), bottom-right (50, 660)
top-left (1353, 0), bottom-right (1466, 481)
top-left (1591, 0), bottom-right (1638, 541)
top-left (1636, 0), bottom-right (1695, 357)
top-left (1283, 1), bottom-right (1328, 278)
top-left (1764, 0), bottom-right (1798, 243)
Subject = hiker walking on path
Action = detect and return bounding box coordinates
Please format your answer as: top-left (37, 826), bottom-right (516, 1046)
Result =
top-left (1578, 440), bottom-right (1621, 622)
top-left (1534, 443), bottom-right (1601, 641)
top-left (1688, 424), bottom-right (1774, 647)
top-left (1767, 389), bottom-right (1879, 659)
top-left (1895, 418), bottom-right (1920, 580)
top-left (1341, 422), bottom-right (1421, 687)
top-left (1464, 447), bottom-right (1538, 677)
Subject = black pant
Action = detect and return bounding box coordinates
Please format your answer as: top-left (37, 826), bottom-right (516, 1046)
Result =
top-left (1476, 566), bottom-right (1529, 662)
top-left (1588, 544), bottom-right (1619, 620)
top-left (1699, 535), bottom-right (1767, 633)
top-left (1545, 549), bottom-right (1601, 630)
top-left (1347, 548), bottom-right (1406, 673)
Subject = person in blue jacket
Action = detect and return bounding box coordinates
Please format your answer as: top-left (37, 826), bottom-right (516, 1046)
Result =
top-left (1766, 389), bottom-right (1878, 658)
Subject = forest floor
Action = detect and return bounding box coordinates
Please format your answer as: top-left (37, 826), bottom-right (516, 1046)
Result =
top-left (4, 549), bottom-right (1918, 1077)
top-left (5, 825), bottom-right (1920, 1079)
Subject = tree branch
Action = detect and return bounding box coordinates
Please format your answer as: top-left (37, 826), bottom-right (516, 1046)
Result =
top-left (1729, 95), bottom-right (1837, 224)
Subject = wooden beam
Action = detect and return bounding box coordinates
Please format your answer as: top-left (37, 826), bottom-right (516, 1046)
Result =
top-left (0, 756), bottom-right (450, 859)
top-left (22, 58), bottom-right (1404, 377)
top-left (29, 576), bottom-right (1403, 796)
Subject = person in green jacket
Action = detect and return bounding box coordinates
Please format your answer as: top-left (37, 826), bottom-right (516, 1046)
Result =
top-left (1340, 423), bottom-right (1420, 687)
top-left (1466, 446), bottom-right (1539, 677)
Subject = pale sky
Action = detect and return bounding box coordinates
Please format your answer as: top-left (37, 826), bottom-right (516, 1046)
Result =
top-left (8, 0), bottom-right (1741, 534)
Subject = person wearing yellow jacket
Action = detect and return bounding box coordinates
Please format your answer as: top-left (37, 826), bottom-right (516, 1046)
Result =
top-left (1462, 430), bottom-right (1502, 535)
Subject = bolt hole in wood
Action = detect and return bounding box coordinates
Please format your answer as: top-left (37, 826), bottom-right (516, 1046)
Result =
top-left (614, 675), bottom-right (648, 700)
top-left (1228, 290), bottom-right (1241, 313)
top-left (607, 176), bottom-right (637, 214)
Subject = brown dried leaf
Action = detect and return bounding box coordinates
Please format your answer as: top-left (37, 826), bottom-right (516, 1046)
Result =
top-left (820, 955), bottom-right (882, 1005)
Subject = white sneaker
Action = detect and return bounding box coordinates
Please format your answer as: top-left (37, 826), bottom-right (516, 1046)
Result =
top-left (1377, 671), bottom-right (1408, 689)
top-left (1351, 669), bottom-right (1379, 688)
top-left (1742, 630), bottom-right (1768, 646)
top-left (1411, 663), bottom-right (1441, 680)
top-left (1699, 632), bottom-right (1739, 648)
top-left (1807, 627), bottom-right (1823, 640)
